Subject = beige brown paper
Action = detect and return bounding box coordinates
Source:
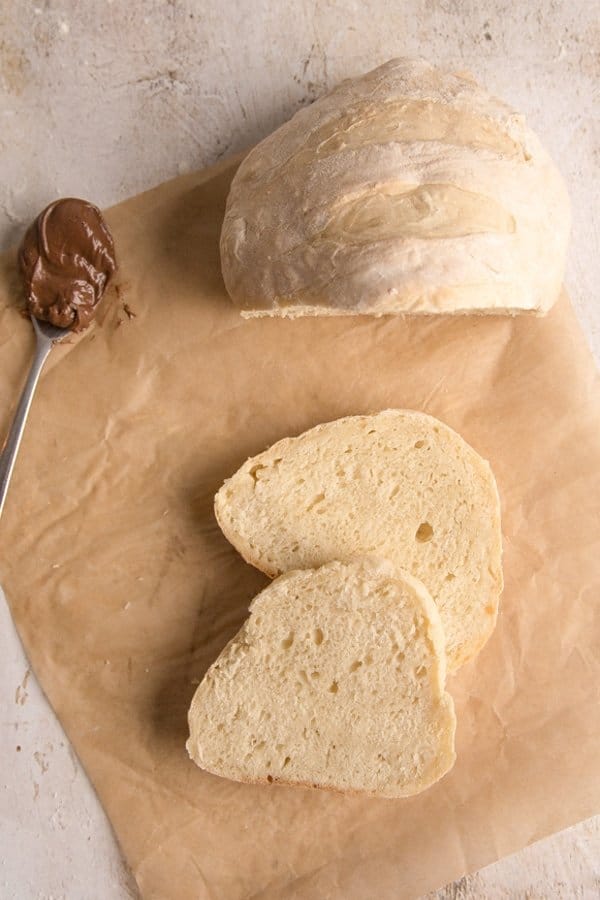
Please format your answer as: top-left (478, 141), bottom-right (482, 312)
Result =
top-left (0, 156), bottom-right (599, 900)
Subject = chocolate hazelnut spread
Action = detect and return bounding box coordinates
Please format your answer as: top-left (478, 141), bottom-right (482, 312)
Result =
top-left (18, 198), bottom-right (116, 331)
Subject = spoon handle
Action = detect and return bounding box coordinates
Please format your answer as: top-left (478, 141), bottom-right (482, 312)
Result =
top-left (0, 330), bottom-right (52, 519)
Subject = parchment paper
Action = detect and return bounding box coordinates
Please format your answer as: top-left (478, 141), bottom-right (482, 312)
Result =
top-left (0, 155), bottom-right (599, 900)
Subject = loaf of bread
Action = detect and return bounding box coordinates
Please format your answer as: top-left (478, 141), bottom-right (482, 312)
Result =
top-left (187, 558), bottom-right (456, 798)
top-left (220, 58), bottom-right (570, 317)
top-left (215, 410), bottom-right (503, 670)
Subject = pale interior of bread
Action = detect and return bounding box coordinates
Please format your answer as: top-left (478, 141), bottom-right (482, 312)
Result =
top-left (215, 410), bottom-right (503, 670)
top-left (187, 558), bottom-right (456, 799)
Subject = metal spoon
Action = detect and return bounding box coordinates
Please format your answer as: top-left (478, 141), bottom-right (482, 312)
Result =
top-left (0, 316), bottom-right (70, 518)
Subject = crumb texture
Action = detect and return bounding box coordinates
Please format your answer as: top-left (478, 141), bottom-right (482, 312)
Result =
top-left (187, 558), bottom-right (456, 798)
top-left (215, 410), bottom-right (503, 669)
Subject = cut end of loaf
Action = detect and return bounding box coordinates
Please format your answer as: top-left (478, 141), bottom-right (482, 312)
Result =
top-left (187, 558), bottom-right (456, 799)
top-left (237, 302), bottom-right (547, 320)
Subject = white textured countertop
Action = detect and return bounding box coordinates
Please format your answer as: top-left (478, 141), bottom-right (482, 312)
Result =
top-left (0, 2), bottom-right (598, 897)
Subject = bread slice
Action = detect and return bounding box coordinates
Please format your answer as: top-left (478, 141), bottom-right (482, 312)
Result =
top-left (215, 410), bottom-right (502, 670)
top-left (187, 558), bottom-right (456, 798)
